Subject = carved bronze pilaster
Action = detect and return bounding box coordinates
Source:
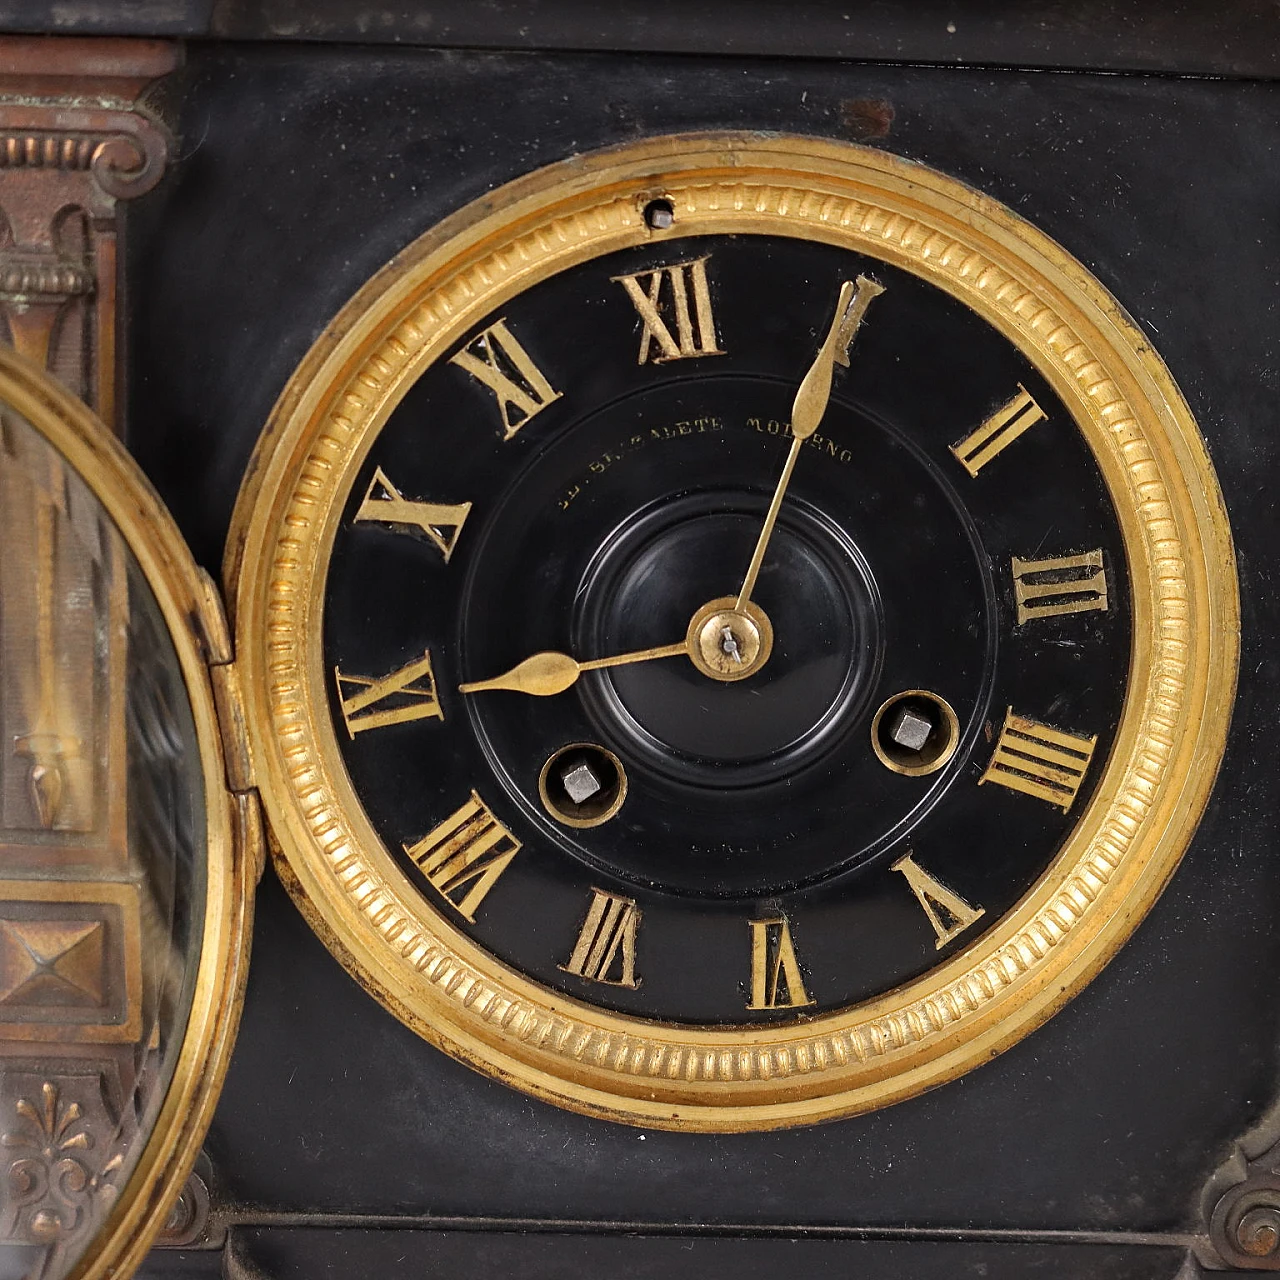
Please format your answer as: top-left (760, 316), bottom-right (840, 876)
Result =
top-left (0, 38), bottom-right (182, 1280)
top-left (0, 38), bottom-right (176, 429)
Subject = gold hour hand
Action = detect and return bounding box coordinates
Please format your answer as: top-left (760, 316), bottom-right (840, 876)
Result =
top-left (459, 640), bottom-right (689, 697)
top-left (734, 275), bottom-right (883, 613)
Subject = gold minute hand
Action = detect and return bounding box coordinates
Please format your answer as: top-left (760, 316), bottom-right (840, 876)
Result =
top-left (459, 640), bottom-right (689, 697)
top-left (734, 277), bottom-right (881, 613)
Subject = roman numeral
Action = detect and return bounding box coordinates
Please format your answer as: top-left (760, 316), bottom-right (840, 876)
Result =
top-left (334, 650), bottom-right (443, 736)
top-left (891, 853), bottom-right (986, 949)
top-left (834, 274), bottom-right (886, 365)
top-left (951, 385), bottom-right (1047, 476)
top-left (1011, 550), bottom-right (1109, 625)
top-left (747, 916), bottom-right (813, 1011)
top-left (354, 466), bottom-right (472, 563)
top-left (560, 889), bottom-right (640, 988)
top-left (979, 708), bottom-right (1098, 811)
top-left (404, 790), bottom-right (521, 922)
top-left (612, 256), bottom-right (723, 364)
top-left (449, 319), bottom-right (561, 439)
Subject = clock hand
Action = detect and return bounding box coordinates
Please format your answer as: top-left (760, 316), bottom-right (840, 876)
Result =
top-left (459, 639), bottom-right (690, 697)
top-left (734, 277), bottom-right (876, 614)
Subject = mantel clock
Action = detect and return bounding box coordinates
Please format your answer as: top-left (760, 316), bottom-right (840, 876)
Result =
top-left (0, 18), bottom-right (1273, 1280)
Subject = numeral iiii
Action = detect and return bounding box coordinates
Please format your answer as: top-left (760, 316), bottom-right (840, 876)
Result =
top-left (561, 889), bottom-right (640, 988)
top-left (980, 709), bottom-right (1097, 811)
top-left (334, 650), bottom-right (443, 736)
top-left (747, 916), bottom-right (812, 1011)
top-left (354, 466), bottom-right (472, 563)
top-left (951, 385), bottom-right (1047, 476)
top-left (404, 790), bottom-right (521, 921)
top-left (450, 319), bottom-right (561, 440)
top-left (1011, 550), bottom-right (1108, 625)
top-left (613, 256), bottom-right (723, 364)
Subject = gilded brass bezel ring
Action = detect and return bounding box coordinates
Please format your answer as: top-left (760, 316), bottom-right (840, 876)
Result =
top-left (0, 344), bottom-right (255, 1278)
top-left (230, 133), bottom-right (1238, 1131)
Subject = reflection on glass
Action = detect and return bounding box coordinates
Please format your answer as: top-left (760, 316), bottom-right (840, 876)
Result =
top-left (0, 409), bottom-right (205, 1280)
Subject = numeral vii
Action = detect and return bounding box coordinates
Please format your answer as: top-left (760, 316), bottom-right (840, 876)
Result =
top-left (980, 709), bottom-right (1097, 811)
top-left (354, 467), bottom-right (472, 563)
top-left (404, 791), bottom-right (521, 922)
top-left (951, 385), bottom-right (1047, 476)
top-left (561, 889), bottom-right (641, 988)
top-left (892, 853), bottom-right (985, 949)
top-left (1011, 550), bottom-right (1109, 625)
top-left (334, 650), bottom-right (443, 736)
top-left (450, 319), bottom-right (561, 440)
top-left (613, 256), bottom-right (723, 364)
top-left (747, 916), bottom-right (812, 1011)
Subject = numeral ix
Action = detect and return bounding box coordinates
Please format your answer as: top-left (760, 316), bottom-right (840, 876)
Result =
top-left (334, 650), bottom-right (443, 736)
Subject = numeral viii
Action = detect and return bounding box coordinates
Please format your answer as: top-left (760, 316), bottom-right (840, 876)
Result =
top-left (404, 791), bottom-right (520, 921)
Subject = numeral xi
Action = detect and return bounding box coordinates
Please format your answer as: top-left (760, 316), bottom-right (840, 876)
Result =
top-left (450, 319), bottom-right (561, 440)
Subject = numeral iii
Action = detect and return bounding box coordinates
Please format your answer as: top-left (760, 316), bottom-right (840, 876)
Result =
top-left (1011, 550), bottom-right (1108, 625)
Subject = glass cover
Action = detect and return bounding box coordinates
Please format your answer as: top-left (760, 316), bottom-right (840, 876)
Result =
top-left (0, 405), bottom-right (205, 1280)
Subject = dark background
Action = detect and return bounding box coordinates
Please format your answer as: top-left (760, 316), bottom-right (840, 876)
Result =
top-left (49, 14), bottom-right (1280, 1280)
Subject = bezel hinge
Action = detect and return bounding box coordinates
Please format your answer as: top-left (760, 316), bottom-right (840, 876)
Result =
top-left (195, 567), bottom-right (265, 883)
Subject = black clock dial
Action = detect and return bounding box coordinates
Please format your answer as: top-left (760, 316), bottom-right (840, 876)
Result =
top-left (323, 233), bottom-right (1130, 1025)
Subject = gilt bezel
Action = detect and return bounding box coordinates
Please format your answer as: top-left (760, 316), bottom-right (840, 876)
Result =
top-left (229, 132), bottom-right (1238, 1131)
